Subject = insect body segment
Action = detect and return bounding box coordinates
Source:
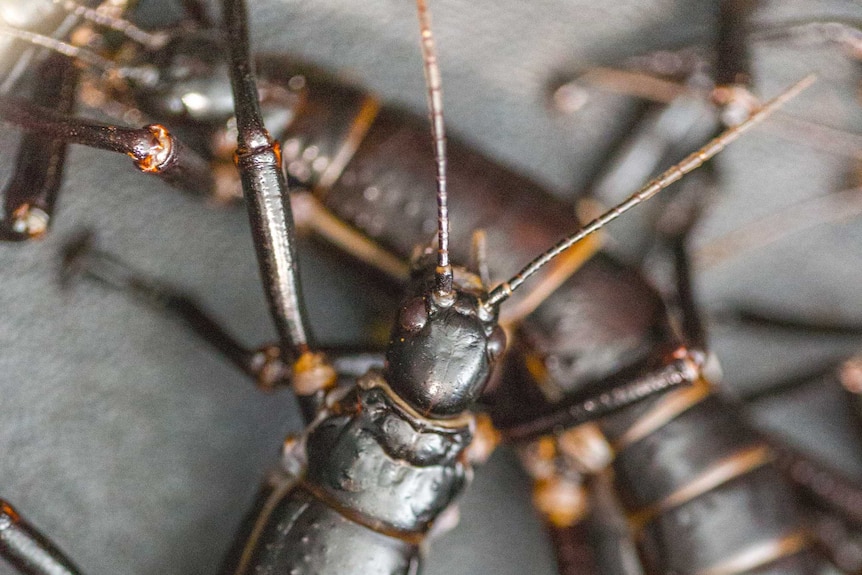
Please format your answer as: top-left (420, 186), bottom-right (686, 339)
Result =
top-left (603, 380), bottom-right (821, 574)
top-left (228, 380), bottom-right (473, 573)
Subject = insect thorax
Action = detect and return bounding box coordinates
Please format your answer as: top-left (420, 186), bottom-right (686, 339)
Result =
top-left (303, 373), bottom-right (474, 535)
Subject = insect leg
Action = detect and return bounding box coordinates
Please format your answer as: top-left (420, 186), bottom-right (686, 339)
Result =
top-left (756, 435), bottom-right (862, 573)
top-left (656, 164), bottom-right (720, 352)
top-left (291, 191), bottom-right (410, 283)
top-left (494, 348), bottom-right (704, 442)
top-left (222, 0), bottom-right (335, 422)
top-left (769, 438), bottom-right (862, 530)
top-left (0, 98), bottom-right (213, 195)
top-left (0, 500), bottom-right (85, 575)
top-left (59, 231), bottom-right (291, 388)
top-left (59, 232), bottom-right (385, 390)
top-left (580, 87), bottom-right (718, 262)
top-left (718, 306), bottom-right (862, 338)
top-left (0, 54), bottom-right (77, 241)
top-left (712, 0), bottom-right (759, 125)
top-left (557, 2), bottom-right (862, 160)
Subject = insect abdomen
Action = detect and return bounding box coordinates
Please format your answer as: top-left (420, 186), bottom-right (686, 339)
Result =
top-left (227, 487), bottom-right (421, 575)
top-left (602, 387), bottom-right (824, 574)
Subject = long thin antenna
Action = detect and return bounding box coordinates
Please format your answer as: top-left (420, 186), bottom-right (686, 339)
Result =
top-left (0, 26), bottom-right (155, 85)
top-left (52, 0), bottom-right (170, 51)
top-left (0, 26), bottom-right (116, 71)
top-left (483, 74), bottom-right (816, 309)
top-left (416, 0), bottom-right (453, 298)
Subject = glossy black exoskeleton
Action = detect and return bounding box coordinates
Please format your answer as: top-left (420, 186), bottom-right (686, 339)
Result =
top-left (223, 260), bottom-right (503, 574)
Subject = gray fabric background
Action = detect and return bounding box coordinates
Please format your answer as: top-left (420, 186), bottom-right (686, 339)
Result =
top-left (0, 0), bottom-right (860, 573)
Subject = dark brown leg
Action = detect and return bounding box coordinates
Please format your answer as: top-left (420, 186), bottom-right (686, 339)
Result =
top-left (711, 0), bottom-right (759, 125)
top-left (0, 500), bottom-right (85, 575)
top-left (495, 347), bottom-right (703, 442)
top-left (657, 165), bottom-right (717, 351)
top-left (0, 98), bottom-right (213, 197)
top-left (769, 440), bottom-right (862, 529)
top-left (766, 438), bottom-right (862, 574)
top-left (717, 306), bottom-right (862, 338)
top-left (60, 232), bottom-right (384, 398)
top-left (222, 0), bottom-right (337, 423)
top-left (0, 54), bottom-right (78, 241)
top-left (60, 231), bottom-right (292, 389)
top-left (738, 361), bottom-right (846, 403)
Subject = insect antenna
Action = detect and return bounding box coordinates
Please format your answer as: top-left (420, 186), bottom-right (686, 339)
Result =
top-left (750, 19), bottom-right (862, 57)
top-left (416, 0), bottom-right (453, 300)
top-left (0, 26), bottom-right (157, 85)
top-left (483, 73), bottom-right (816, 310)
top-left (51, 0), bottom-right (171, 50)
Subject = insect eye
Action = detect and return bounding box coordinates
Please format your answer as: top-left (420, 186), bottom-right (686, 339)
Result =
top-left (400, 297), bottom-right (429, 333)
top-left (487, 326), bottom-right (507, 362)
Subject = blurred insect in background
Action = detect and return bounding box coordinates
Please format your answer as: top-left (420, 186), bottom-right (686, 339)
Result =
top-left (530, 0), bottom-right (862, 572)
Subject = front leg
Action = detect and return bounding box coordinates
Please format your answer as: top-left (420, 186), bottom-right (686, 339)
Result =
top-left (222, 0), bottom-right (336, 424)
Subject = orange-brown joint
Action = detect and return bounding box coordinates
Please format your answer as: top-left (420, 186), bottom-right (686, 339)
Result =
top-left (131, 124), bottom-right (174, 173)
top-left (292, 350), bottom-right (337, 396)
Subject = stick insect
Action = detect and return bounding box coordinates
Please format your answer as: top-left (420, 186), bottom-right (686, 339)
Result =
top-left (0, 2), bottom-right (676, 570)
top-left (0, 1), bottom-right (820, 575)
top-left (0, 1), bottom-right (852, 575)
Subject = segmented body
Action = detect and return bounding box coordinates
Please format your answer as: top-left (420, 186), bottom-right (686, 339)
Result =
top-left (224, 376), bottom-right (471, 575)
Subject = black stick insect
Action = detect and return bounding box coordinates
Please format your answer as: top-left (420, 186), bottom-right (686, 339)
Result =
top-left (0, 4), bottom-right (707, 571)
top-left (0, 0), bottom-right (812, 573)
